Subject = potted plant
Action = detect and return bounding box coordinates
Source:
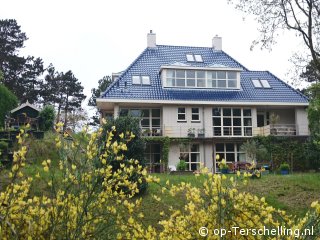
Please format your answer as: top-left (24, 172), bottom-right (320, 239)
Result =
top-left (197, 128), bottom-right (205, 138)
top-left (218, 158), bottom-right (229, 174)
top-left (279, 163), bottom-right (290, 175)
top-left (187, 128), bottom-right (195, 138)
top-left (270, 112), bottom-right (280, 135)
top-left (176, 160), bottom-right (187, 171)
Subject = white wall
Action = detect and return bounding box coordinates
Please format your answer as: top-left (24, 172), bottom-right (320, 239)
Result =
top-left (295, 107), bottom-right (309, 135)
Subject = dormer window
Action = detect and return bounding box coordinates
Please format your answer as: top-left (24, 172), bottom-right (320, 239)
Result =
top-left (132, 75), bottom-right (151, 85)
top-left (186, 54), bottom-right (203, 62)
top-left (162, 69), bottom-right (239, 89)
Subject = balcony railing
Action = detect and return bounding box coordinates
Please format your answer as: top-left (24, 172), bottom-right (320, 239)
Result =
top-left (253, 124), bottom-right (297, 136)
top-left (140, 124), bottom-right (309, 138)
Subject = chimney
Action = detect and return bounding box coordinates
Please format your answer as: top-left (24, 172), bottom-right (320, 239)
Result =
top-left (212, 35), bottom-right (222, 50)
top-left (147, 30), bottom-right (156, 48)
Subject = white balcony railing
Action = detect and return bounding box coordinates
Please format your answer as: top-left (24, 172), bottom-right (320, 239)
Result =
top-left (253, 124), bottom-right (298, 136)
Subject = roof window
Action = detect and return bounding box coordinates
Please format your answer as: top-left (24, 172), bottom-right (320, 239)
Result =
top-left (252, 79), bottom-right (271, 88)
top-left (186, 54), bottom-right (203, 62)
top-left (132, 75), bottom-right (151, 85)
top-left (186, 54), bottom-right (194, 62)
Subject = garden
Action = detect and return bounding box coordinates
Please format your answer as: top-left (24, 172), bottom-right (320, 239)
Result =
top-left (0, 120), bottom-right (319, 239)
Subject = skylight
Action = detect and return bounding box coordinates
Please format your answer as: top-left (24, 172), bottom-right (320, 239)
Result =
top-left (194, 55), bottom-right (203, 62)
top-left (186, 54), bottom-right (194, 62)
top-left (132, 76), bottom-right (151, 85)
top-left (252, 79), bottom-right (271, 88)
top-left (186, 54), bottom-right (203, 62)
top-left (260, 79), bottom-right (271, 88)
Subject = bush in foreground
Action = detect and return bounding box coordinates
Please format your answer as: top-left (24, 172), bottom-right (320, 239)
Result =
top-left (0, 124), bottom-right (319, 239)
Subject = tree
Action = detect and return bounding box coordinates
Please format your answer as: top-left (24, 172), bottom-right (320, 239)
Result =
top-left (228, 0), bottom-right (320, 83)
top-left (301, 58), bottom-right (320, 83)
top-left (39, 105), bottom-right (55, 131)
top-left (0, 19), bottom-right (44, 103)
top-left (0, 83), bottom-right (18, 128)
top-left (41, 66), bottom-right (86, 129)
top-left (88, 75), bottom-right (112, 126)
top-left (61, 71), bottom-right (86, 130)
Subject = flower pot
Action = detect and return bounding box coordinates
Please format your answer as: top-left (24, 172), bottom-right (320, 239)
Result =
top-left (221, 169), bottom-right (228, 174)
top-left (187, 133), bottom-right (195, 138)
top-left (281, 170), bottom-right (289, 175)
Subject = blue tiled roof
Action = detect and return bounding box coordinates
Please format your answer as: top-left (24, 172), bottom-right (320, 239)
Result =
top-left (101, 45), bottom-right (308, 104)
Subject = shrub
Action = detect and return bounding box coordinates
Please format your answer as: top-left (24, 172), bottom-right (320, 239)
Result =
top-left (99, 116), bottom-right (147, 194)
top-left (176, 160), bottom-right (187, 171)
top-left (39, 105), bottom-right (55, 131)
top-left (0, 124), bottom-right (149, 238)
top-left (279, 162), bottom-right (290, 171)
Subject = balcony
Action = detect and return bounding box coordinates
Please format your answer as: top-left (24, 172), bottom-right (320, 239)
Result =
top-left (253, 124), bottom-right (297, 136)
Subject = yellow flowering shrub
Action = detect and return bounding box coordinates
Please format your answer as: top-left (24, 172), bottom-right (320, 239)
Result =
top-left (0, 123), bottom-right (320, 239)
top-left (0, 124), bottom-right (147, 239)
top-left (120, 169), bottom-right (320, 239)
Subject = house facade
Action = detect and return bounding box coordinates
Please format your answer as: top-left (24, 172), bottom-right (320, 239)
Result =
top-left (96, 31), bottom-right (309, 172)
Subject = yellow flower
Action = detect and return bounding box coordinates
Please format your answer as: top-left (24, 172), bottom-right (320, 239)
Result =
top-left (72, 164), bottom-right (76, 170)
top-left (216, 154), bottom-right (220, 160)
top-left (43, 166), bottom-right (49, 172)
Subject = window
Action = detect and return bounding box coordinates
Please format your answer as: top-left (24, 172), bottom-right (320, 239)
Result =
top-left (180, 143), bottom-right (201, 171)
top-left (194, 54), bottom-right (203, 62)
top-left (120, 108), bottom-right (161, 136)
top-left (212, 108), bottom-right (252, 137)
top-left (191, 108), bottom-right (200, 121)
top-left (145, 143), bottom-right (161, 172)
top-left (186, 54), bottom-right (194, 62)
top-left (186, 54), bottom-right (203, 62)
top-left (178, 108), bottom-right (186, 121)
top-left (142, 76), bottom-right (150, 85)
top-left (132, 75), bottom-right (151, 85)
top-left (215, 143), bottom-right (245, 171)
top-left (132, 76), bottom-right (141, 85)
top-left (252, 79), bottom-right (271, 88)
top-left (164, 69), bottom-right (239, 89)
top-left (260, 80), bottom-right (271, 88)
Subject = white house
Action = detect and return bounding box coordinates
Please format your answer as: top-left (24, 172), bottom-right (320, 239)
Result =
top-left (97, 31), bottom-right (309, 173)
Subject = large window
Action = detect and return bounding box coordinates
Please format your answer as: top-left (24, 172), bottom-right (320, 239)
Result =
top-left (180, 143), bottom-right (201, 171)
top-left (212, 108), bottom-right (252, 136)
top-left (164, 69), bottom-right (239, 89)
top-left (145, 143), bottom-right (161, 171)
top-left (191, 108), bottom-right (200, 121)
top-left (120, 108), bottom-right (161, 136)
top-left (215, 143), bottom-right (245, 170)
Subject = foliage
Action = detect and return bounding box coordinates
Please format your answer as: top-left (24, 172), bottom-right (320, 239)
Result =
top-left (301, 58), bottom-right (320, 83)
top-left (279, 162), bottom-right (290, 171)
top-left (0, 141), bottom-right (8, 151)
top-left (0, 123), bottom-right (149, 239)
top-left (218, 158), bottom-right (229, 170)
top-left (88, 75), bottom-right (112, 126)
top-left (39, 105), bottom-right (55, 131)
top-left (0, 83), bottom-right (18, 128)
top-left (99, 116), bottom-right (147, 193)
top-left (41, 65), bottom-right (86, 130)
top-left (240, 139), bottom-right (268, 163)
top-left (122, 170), bottom-right (320, 239)
top-left (176, 160), bottom-right (187, 171)
top-left (0, 19), bottom-right (44, 103)
top-left (228, 0), bottom-right (320, 84)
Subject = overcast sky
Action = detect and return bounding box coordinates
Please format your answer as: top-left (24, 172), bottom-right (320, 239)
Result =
top-left (2, 0), bottom-right (302, 106)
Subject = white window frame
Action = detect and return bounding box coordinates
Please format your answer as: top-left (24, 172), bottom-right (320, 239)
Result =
top-left (180, 143), bottom-right (201, 171)
top-left (191, 108), bottom-right (200, 122)
top-left (177, 107), bottom-right (186, 122)
top-left (132, 75), bottom-right (151, 85)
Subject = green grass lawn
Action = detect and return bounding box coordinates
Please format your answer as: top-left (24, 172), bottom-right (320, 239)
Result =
top-left (139, 172), bottom-right (320, 228)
